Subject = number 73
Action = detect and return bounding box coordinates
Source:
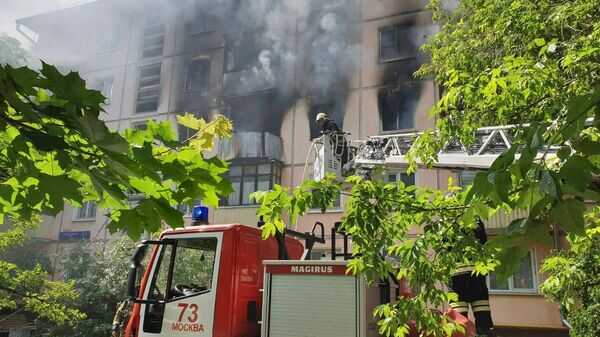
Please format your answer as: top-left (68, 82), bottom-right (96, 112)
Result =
top-left (177, 303), bottom-right (199, 323)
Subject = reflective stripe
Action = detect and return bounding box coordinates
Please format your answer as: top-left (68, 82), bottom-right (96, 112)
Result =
top-left (471, 300), bottom-right (490, 306)
top-left (472, 305), bottom-right (491, 312)
top-left (451, 307), bottom-right (469, 313)
top-left (449, 302), bottom-right (468, 308)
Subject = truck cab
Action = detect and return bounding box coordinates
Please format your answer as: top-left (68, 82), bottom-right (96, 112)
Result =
top-left (125, 224), bottom-right (303, 337)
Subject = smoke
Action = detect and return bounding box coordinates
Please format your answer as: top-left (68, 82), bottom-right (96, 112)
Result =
top-left (0, 0), bottom-right (94, 44)
top-left (5, 0), bottom-right (437, 149)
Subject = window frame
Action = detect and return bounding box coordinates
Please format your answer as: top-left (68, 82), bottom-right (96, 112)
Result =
top-left (146, 235), bottom-right (221, 303)
top-left (136, 63), bottom-right (162, 113)
top-left (185, 57), bottom-right (211, 94)
top-left (378, 24), bottom-right (418, 64)
top-left (487, 249), bottom-right (538, 294)
top-left (378, 82), bottom-right (423, 133)
top-left (220, 159), bottom-right (282, 207)
top-left (383, 172), bottom-right (416, 186)
top-left (140, 17), bottom-right (165, 60)
top-left (72, 201), bottom-right (97, 221)
top-left (131, 120), bottom-right (150, 131)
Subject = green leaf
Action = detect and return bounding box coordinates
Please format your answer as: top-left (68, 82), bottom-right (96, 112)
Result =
top-left (533, 38), bottom-right (546, 47)
top-left (20, 129), bottom-right (68, 152)
top-left (539, 171), bottom-right (559, 198)
top-left (557, 146), bottom-right (571, 160)
top-left (506, 218), bottom-right (527, 235)
top-left (152, 199), bottom-right (184, 229)
top-left (493, 245), bottom-right (529, 282)
top-left (574, 139), bottom-right (600, 155)
top-left (560, 156), bottom-right (593, 192)
top-left (490, 146), bottom-right (517, 172)
top-left (550, 199), bottom-right (585, 235)
top-left (494, 171), bottom-right (511, 203)
top-left (468, 171), bottom-right (493, 201)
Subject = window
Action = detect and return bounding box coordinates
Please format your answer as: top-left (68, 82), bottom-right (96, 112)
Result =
top-left (385, 172), bottom-right (416, 186)
top-left (91, 77), bottom-right (114, 103)
top-left (148, 238), bottom-right (218, 300)
top-left (458, 170), bottom-right (478, 188)
top-left (131, 121), bottom-right (149, 131)
top-left (185, 58), bottom-right (210, 93)
top-left (379, 23), bottom-right (430, 63)
top-left (73, 202), bottom-right (97, 220)
top-left (186, 6), bottom-right (218, 35)
top-left (222, 160), bottom-right (281, 207)
top-left (488, 250), bottom-right (537, 292)
top-left (378, 84), bottom-right (421, 131)
top-left (141, 18), bottom-right (165, 59)
top-left (136, 64), bottom-right (161, 113)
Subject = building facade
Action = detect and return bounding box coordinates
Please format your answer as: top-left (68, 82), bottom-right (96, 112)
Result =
top-left (11, 0), bottom-right (568, 336)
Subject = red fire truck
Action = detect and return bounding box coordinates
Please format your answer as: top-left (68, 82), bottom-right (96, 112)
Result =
top-left (121, 216), bottom-right (474, 337)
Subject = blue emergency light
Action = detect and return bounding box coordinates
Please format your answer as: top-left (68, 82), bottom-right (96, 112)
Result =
top-left (191, 205), bottom-right (209, 224)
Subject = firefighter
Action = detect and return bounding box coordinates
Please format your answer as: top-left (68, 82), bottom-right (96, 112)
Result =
top-left (316, 112), bottom-right (349, 166)
top-left (448, 218), bottom-right (496, 337)
top-left (112, 299), bottom-right (132, 337)
top-left (316, 112), bottom-right (341, 134)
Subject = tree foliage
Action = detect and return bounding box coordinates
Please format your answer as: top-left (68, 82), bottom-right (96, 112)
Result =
top-left (0, 220), bottom-right (84, 324)
top-left (416, 0), bottom-right (600, 282)
top-left (32, 238), bottom-right (137, 337)
top-left (0, 62), bottom-right (232, 324)
top-left (0, 35), bottom-right (31, 67)
top-left (541, 207), bottom-right (600, 337)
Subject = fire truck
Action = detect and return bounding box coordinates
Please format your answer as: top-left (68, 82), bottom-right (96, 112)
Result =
top-left (121, 127), bottom-right (530, 337)
top-left (122, 221), bottom-right (473, 337)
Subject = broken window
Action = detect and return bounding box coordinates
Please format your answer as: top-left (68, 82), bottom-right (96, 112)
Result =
top-left (224, 34), bottom-right (263, 73)
top-left (141, 17), bottom-right (165, 59)
top-left (136, 64), bottom-right (161, 113)
top-left (378, 83), bottom-right (422, 131)
top-left (185, 58), bottom-right (210, 93)
top-left (379, 23), bottom-right (433, 63)
top-left (222, 160), bottom-right (281, 207)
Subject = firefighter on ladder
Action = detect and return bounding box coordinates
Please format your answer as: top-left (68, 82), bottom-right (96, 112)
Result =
top-left (448, 218), bottom-right (496, 337)
top-left (316, 112), bottom-right (349, 167)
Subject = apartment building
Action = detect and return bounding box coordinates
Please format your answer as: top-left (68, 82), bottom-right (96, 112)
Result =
top-left (9, 0), bottom-right (568, 336)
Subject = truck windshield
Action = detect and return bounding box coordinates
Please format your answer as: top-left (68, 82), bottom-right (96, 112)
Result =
top-left (148, 238), bottom-right (218, 300)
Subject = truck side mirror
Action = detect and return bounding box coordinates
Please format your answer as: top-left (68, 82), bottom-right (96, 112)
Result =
top-left (128, 244), bottom-right (149, 299)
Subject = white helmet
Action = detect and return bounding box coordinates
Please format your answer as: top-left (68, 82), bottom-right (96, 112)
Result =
top-left (316, 112), bottom-right (328, 123)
